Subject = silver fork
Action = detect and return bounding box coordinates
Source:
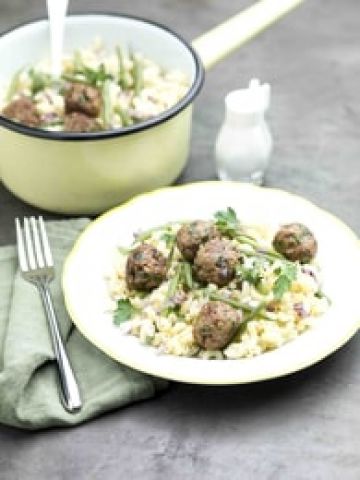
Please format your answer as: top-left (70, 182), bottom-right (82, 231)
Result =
top-left (15, 216), bottom-right (82, 413)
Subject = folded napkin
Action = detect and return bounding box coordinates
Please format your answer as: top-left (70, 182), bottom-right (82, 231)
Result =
top-left (0, 219), bottom-right (167, 430)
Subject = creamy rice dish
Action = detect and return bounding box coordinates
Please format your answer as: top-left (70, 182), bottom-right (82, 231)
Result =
top-left (107, 208), bottom-right (329, 359)
top-left (0, 38), bottom-right (189, 132)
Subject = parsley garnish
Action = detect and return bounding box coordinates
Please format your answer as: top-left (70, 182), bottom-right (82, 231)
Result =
top-left (236, 260), bottom-right (264, 287)
top-left (273, 263), bottom-right (297, 300)
top-left (315, 290), bottom-right (332, 305)
top-left (214, 207), bottom-right (239, 238)
top-left (29, 69), bottom-right (52, 95)
top-left (160, 232), bottom-right (176, 248)
top-left (113, 299), bottom-right (135, 325)
top-left (214, 208), bottom-right (258, 249)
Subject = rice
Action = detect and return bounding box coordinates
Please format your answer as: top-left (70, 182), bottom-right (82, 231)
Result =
top-left (0, 37), bottom-right (189, 131)
top-left (107, 216), bottom-right (329, 360)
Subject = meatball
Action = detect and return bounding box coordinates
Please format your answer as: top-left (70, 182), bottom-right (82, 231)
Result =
top-left (273, 223), bottom-right (317, 263)
top-left (64, 82), bottom-right (102, 117)
top-left (64, 112), bottom-right (99, 132)
top-left (126, 243), bottom-right (167, 291)
top-left (194, 238), bottom-right (240, 286)
top-left (2, 97), bottom-right (41, 127)
top-left (193, 301), bottom-right (242, 350)
top-left (176, 220), bottom-right (220, 261)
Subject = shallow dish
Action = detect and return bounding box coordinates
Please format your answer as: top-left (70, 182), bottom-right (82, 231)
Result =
top-left (62, 182), bottom-right (360, 384)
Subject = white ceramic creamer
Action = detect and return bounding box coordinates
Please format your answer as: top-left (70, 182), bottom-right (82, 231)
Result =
top-left (215, 78), bottom-right (273, 185)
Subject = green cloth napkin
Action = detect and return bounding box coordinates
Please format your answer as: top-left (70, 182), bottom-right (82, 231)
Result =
top-left (0, 219), bottom-right (168, 430)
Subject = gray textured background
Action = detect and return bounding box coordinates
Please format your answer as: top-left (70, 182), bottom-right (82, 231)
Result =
top-left (0, 1), bottom-right (359, 479)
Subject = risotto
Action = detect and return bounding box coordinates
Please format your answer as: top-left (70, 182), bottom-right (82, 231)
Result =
top-left (0, 38), bottom-right (189, 132)
top-left (107, 208), bottom-right (329, 359)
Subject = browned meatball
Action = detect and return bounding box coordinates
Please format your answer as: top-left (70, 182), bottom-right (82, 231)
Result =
top-left (2, 97), bottom-right (41, 127)
top-left (273, 223), bottom-right (317, 263)
top-left (193, 301), bottom-right (242, 350)
top-left (126, 243), bottom-right (167, 291)
top-left (64, 82), bottom-right (102, 117)
top-left (176, 221), bottom-right (220, 261)
top-left (64, 112), bottom-right (99, 132)
top-left (194, 238), bottom-right (240, 287)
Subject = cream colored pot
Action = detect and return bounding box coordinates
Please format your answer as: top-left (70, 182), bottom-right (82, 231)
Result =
top-left (0, 1), bottom-right (303, 214)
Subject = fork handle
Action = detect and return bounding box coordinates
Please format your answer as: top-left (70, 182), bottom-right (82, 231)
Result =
top-left (37, 284), bottom-right (82, 412)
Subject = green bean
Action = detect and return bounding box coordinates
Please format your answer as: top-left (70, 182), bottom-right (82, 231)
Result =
top-left (233, 301), bottom-right (275, 336)
top-left (182, 262), bottom-right (193, 290)
top-left (237, 232), bottom-right (257, 241)
top-left (166, 265), bottom-right (181, 300)
top-left (233, 230), bottom-right (285, 261)
top-left (6, 68), bottom-right (23, 101)
top-left (118, 245), bottom-right (133, 255)
top-left (208, 293), bottom-right (275, 323)
top-left (259, 249), bottom-right (284, 260)
top-left (74, 50), bottom-right (83, 71)
top-left (133, 222), bottom-right (178, 243)
top-left (114, 105), bottom-right (133, 127)
top-left (209, 293), bottom-right (253, 312)
top-left (116, 46), bottom-right (131, 89)
top-left (315, 290), bottom-right (332, 305)
top-left (61, 73), bottom-right (92, 85)
top-left (131, 53), bottom-right (143, 96)
top-left (236, 234), bottom-right (283, 260)
top-left (166, 238), bottom-right (176, 268)
top-left (243, 301), bottom-right (268, 321)
top-left (241, 248), bottom-right (284, 263)
top-left (101, 79), bottom-right (112, 129)
top-left (236, 235), bottom-right (259, 248)
top-left (41, 121), bottom-right (64, 129)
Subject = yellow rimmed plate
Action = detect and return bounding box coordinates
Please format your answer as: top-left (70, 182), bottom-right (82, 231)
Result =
top-left (62, 181), bottom-right (360, 384)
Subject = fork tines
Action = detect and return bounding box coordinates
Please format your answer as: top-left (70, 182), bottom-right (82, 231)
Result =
top-left (15, 216), bottom-right (54, 273)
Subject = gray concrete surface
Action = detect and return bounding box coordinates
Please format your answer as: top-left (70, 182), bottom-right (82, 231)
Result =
top-left (0, 1), bottom-right (359, 479)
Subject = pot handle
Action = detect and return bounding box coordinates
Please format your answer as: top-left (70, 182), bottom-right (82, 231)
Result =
top-left (192, 0), bottom-right (305, 70)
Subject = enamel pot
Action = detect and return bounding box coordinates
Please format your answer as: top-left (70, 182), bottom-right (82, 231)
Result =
top-left (0, 1), bottom-right (303, 214)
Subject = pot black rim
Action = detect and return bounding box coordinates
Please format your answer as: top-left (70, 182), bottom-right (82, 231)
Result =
top-left (0, 12), bottom-right (205, 141)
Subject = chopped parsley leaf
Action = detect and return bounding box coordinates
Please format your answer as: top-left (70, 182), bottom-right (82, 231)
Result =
top-left (236, 261), bottom-right (263, 287)
top-left (114, 299), bottom-right (135, 325)
top-left (273, 262), bottom-right (297, 300)
top-left (214, 207), bottom-right (239, 238)
top-left (160, 232), bottom-right (176, 248)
